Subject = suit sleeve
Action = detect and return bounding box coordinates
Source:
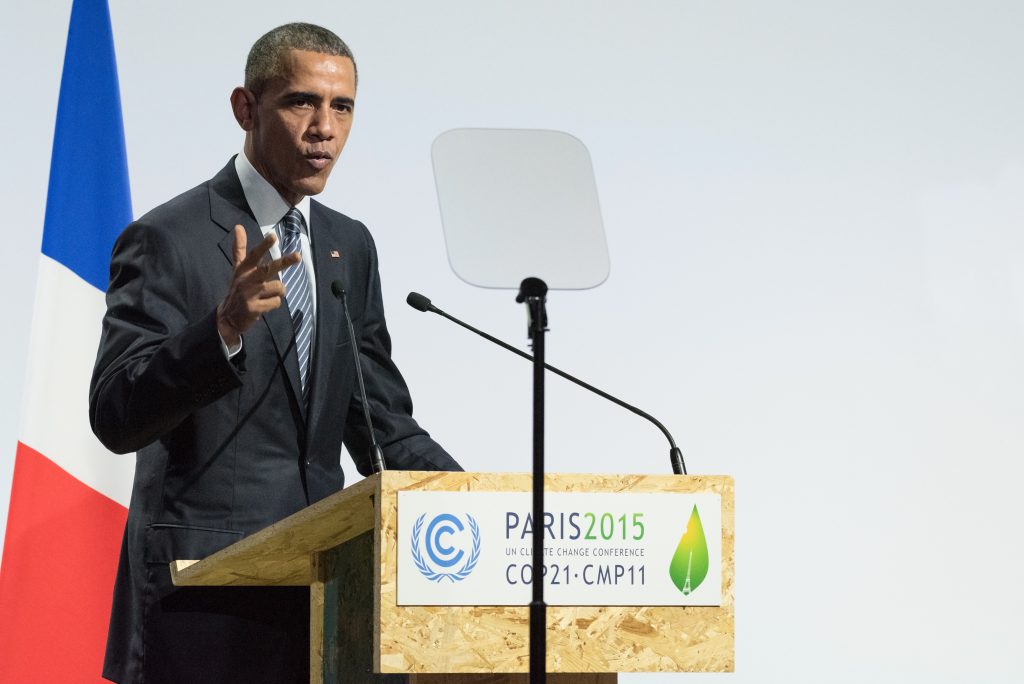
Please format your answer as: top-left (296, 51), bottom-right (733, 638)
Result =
top-left (342, 227), bottom-right (461, 476)
top-left (89, 220), bottom-right (244, 454)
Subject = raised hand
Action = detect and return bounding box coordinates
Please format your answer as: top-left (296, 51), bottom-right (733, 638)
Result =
top-left (216, 224), bottom-right (301, 347)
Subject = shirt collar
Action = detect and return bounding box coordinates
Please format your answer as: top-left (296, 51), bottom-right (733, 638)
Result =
top-left (234, 151), bottom-right (312, 234)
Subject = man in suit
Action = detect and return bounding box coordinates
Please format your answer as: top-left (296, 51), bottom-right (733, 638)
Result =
top-left (89, 23), bottom-right (459, 683)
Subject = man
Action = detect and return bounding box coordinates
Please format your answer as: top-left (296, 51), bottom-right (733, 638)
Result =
top-left (90, 23), bottom-right (459, 683)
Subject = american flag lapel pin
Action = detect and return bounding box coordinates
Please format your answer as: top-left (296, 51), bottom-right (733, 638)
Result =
top-left (330, 249), bottom-right (341, 258)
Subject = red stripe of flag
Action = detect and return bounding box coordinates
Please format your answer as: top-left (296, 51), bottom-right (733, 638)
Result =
top-left (0, 443), bottom-right (126, 682)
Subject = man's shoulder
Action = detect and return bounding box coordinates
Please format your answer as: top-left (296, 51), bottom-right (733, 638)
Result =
top-left (132, 160), bottom-right (240, 233)
top-left (135, 181), bottom-right (213, 229)
top-left (312, 199), bottom-right (375, 249)
top-left (311, 199), bottom-right (366, 232)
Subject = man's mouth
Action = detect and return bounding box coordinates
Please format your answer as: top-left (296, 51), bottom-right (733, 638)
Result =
top-left (304, 151), bottom-right (333, 171)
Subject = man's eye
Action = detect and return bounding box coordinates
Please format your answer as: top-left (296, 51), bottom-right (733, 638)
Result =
top-left (333, 104), bottom-right (352, 113)
top-left (292, 99), bottom-right (313, 108)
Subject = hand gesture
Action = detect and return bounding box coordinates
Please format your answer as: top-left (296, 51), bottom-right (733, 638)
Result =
top-left (216, 225), bottom-right (301, 347)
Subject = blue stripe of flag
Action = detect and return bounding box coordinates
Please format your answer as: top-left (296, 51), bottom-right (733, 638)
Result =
top-left (41, 0), bottom-right (132, 293)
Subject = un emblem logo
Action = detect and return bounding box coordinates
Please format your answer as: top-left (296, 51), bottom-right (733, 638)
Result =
top-left (410, 513), bottom-right (481, 582)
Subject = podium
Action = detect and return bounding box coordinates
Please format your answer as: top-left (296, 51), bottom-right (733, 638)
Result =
top-left (170, 472), bottom-right (734, 683)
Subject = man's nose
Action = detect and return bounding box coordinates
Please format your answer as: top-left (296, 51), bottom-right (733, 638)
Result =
top-left (308, 105), bottom-right (335, 140)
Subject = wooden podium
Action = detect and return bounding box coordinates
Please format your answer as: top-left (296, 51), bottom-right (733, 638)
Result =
top-left (171, 472), bottom-right (734, 683)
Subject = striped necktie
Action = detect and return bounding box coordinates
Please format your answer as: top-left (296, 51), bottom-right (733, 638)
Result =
top-left (277, 208), bottom-right (315, 401)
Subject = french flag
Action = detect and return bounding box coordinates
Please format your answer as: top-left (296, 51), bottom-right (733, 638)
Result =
top-left (0, 0), bottom-right (134, 680)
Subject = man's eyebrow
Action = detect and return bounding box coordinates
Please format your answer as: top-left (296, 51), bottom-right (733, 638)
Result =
top-left (332, 96), bottom-right (355, 108)
top-left (283, 90), bottom-right (318, 101)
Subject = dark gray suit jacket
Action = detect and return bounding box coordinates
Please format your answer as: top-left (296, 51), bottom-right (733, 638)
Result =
top-left (90, 160), bottom-right (458, 683)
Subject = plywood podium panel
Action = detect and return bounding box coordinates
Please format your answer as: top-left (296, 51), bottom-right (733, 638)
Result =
top-left (171, 471), bottom-right (734, 681)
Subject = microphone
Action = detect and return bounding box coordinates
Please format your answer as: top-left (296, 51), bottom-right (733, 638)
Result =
top-left (331, 280), bottom-right (386, 474)
top-left (406, 291), bottom-right (436, 313)
top-left (405, 292), bottom-right (688, 475)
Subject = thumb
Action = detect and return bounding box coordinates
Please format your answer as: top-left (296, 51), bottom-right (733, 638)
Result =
top-left (233, 225), bottom-right (247, 266)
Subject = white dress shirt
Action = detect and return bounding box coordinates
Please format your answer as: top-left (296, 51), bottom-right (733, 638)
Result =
top-left (220, 152), bottom-right (319, 357)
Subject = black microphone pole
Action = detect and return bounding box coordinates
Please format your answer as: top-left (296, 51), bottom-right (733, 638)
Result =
top-left (406, 291), bottom-right (687, 475)
top-left (516, 277), bottom-right (548, 684)
top-left (331, 281), bottom-right (386, 474)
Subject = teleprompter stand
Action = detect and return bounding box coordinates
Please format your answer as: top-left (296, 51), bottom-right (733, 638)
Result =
top-left (516, 277), bottom-right (550, 684)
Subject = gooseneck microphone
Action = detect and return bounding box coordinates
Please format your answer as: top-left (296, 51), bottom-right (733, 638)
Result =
top-left (406, 292), bottom-right (688, 475)
top-left (331, 281), bottom-right (386, 474)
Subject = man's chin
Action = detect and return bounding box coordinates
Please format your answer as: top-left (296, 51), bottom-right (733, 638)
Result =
top-left (292, 176), bottom-right (330, 198)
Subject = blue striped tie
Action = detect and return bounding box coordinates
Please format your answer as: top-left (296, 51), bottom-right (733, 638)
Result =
top-left (277, 208), bottom-right (315, 401)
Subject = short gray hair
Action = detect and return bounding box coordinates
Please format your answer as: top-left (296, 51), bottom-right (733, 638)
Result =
top-left (245, 23), bottom-right (357, 96)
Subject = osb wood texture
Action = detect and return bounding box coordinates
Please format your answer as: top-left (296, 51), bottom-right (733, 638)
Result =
top-left (376, 472), bottom-right (734, 674)
top-left (170, 475), bottom-right (379, 587)
top-left (317, 532), bottom-right (378, 684)
top-left (410, 675), bottom-right (616, 684)
top-left (310, 565), bottom-right (326, 684)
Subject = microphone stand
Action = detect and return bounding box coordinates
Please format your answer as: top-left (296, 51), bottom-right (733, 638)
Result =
top-left (331, 281), bottom-right (386, 473)
top-left (516, 277), bottom-right (548, 684)
top-left (405, 291), bottom-right (687, 474)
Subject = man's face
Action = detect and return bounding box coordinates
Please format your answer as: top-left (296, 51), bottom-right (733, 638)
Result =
top-left (238, 49), bottom-right (356, 205)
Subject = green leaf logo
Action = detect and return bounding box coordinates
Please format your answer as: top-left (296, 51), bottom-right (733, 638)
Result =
top-left (669, 505), bottom-right (709, 595)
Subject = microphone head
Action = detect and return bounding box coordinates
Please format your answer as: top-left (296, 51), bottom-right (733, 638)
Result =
top-left (330, 280), bottom-right (346, 300)
top-left (406, 292), bottom-right (433, 312)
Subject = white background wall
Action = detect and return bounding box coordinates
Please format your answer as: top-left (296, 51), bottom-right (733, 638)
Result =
top-left (2, 1), bottom-right (1023, 681)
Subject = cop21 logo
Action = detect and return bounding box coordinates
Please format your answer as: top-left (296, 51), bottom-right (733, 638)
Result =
top-left (411, 513), bottom-right (481, 582)
top-left (669, 505), bottom-right (709, 595)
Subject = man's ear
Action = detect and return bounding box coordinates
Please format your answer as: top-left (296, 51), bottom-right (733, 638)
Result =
top-left (230, 87), bottom-right (257, 131)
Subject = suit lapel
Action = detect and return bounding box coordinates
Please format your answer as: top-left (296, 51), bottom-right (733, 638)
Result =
top-left (208, 160), bottom-right (306, 423)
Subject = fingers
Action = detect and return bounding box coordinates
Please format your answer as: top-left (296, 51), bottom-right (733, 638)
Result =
top-left (255, 251), bottom-right (302, 281)
top-left (217, 265), bottom-right (289, 341)
top-left (221, 228), bottom-right (305, 342)
top-left (234, 230), bottom-right (303, 281)
top-left (237, 231), bottom-right (278, 272)
top-left (240, 283), bottom-right (285, 319)
top-left (256, 278), bottom-right (286, 302)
